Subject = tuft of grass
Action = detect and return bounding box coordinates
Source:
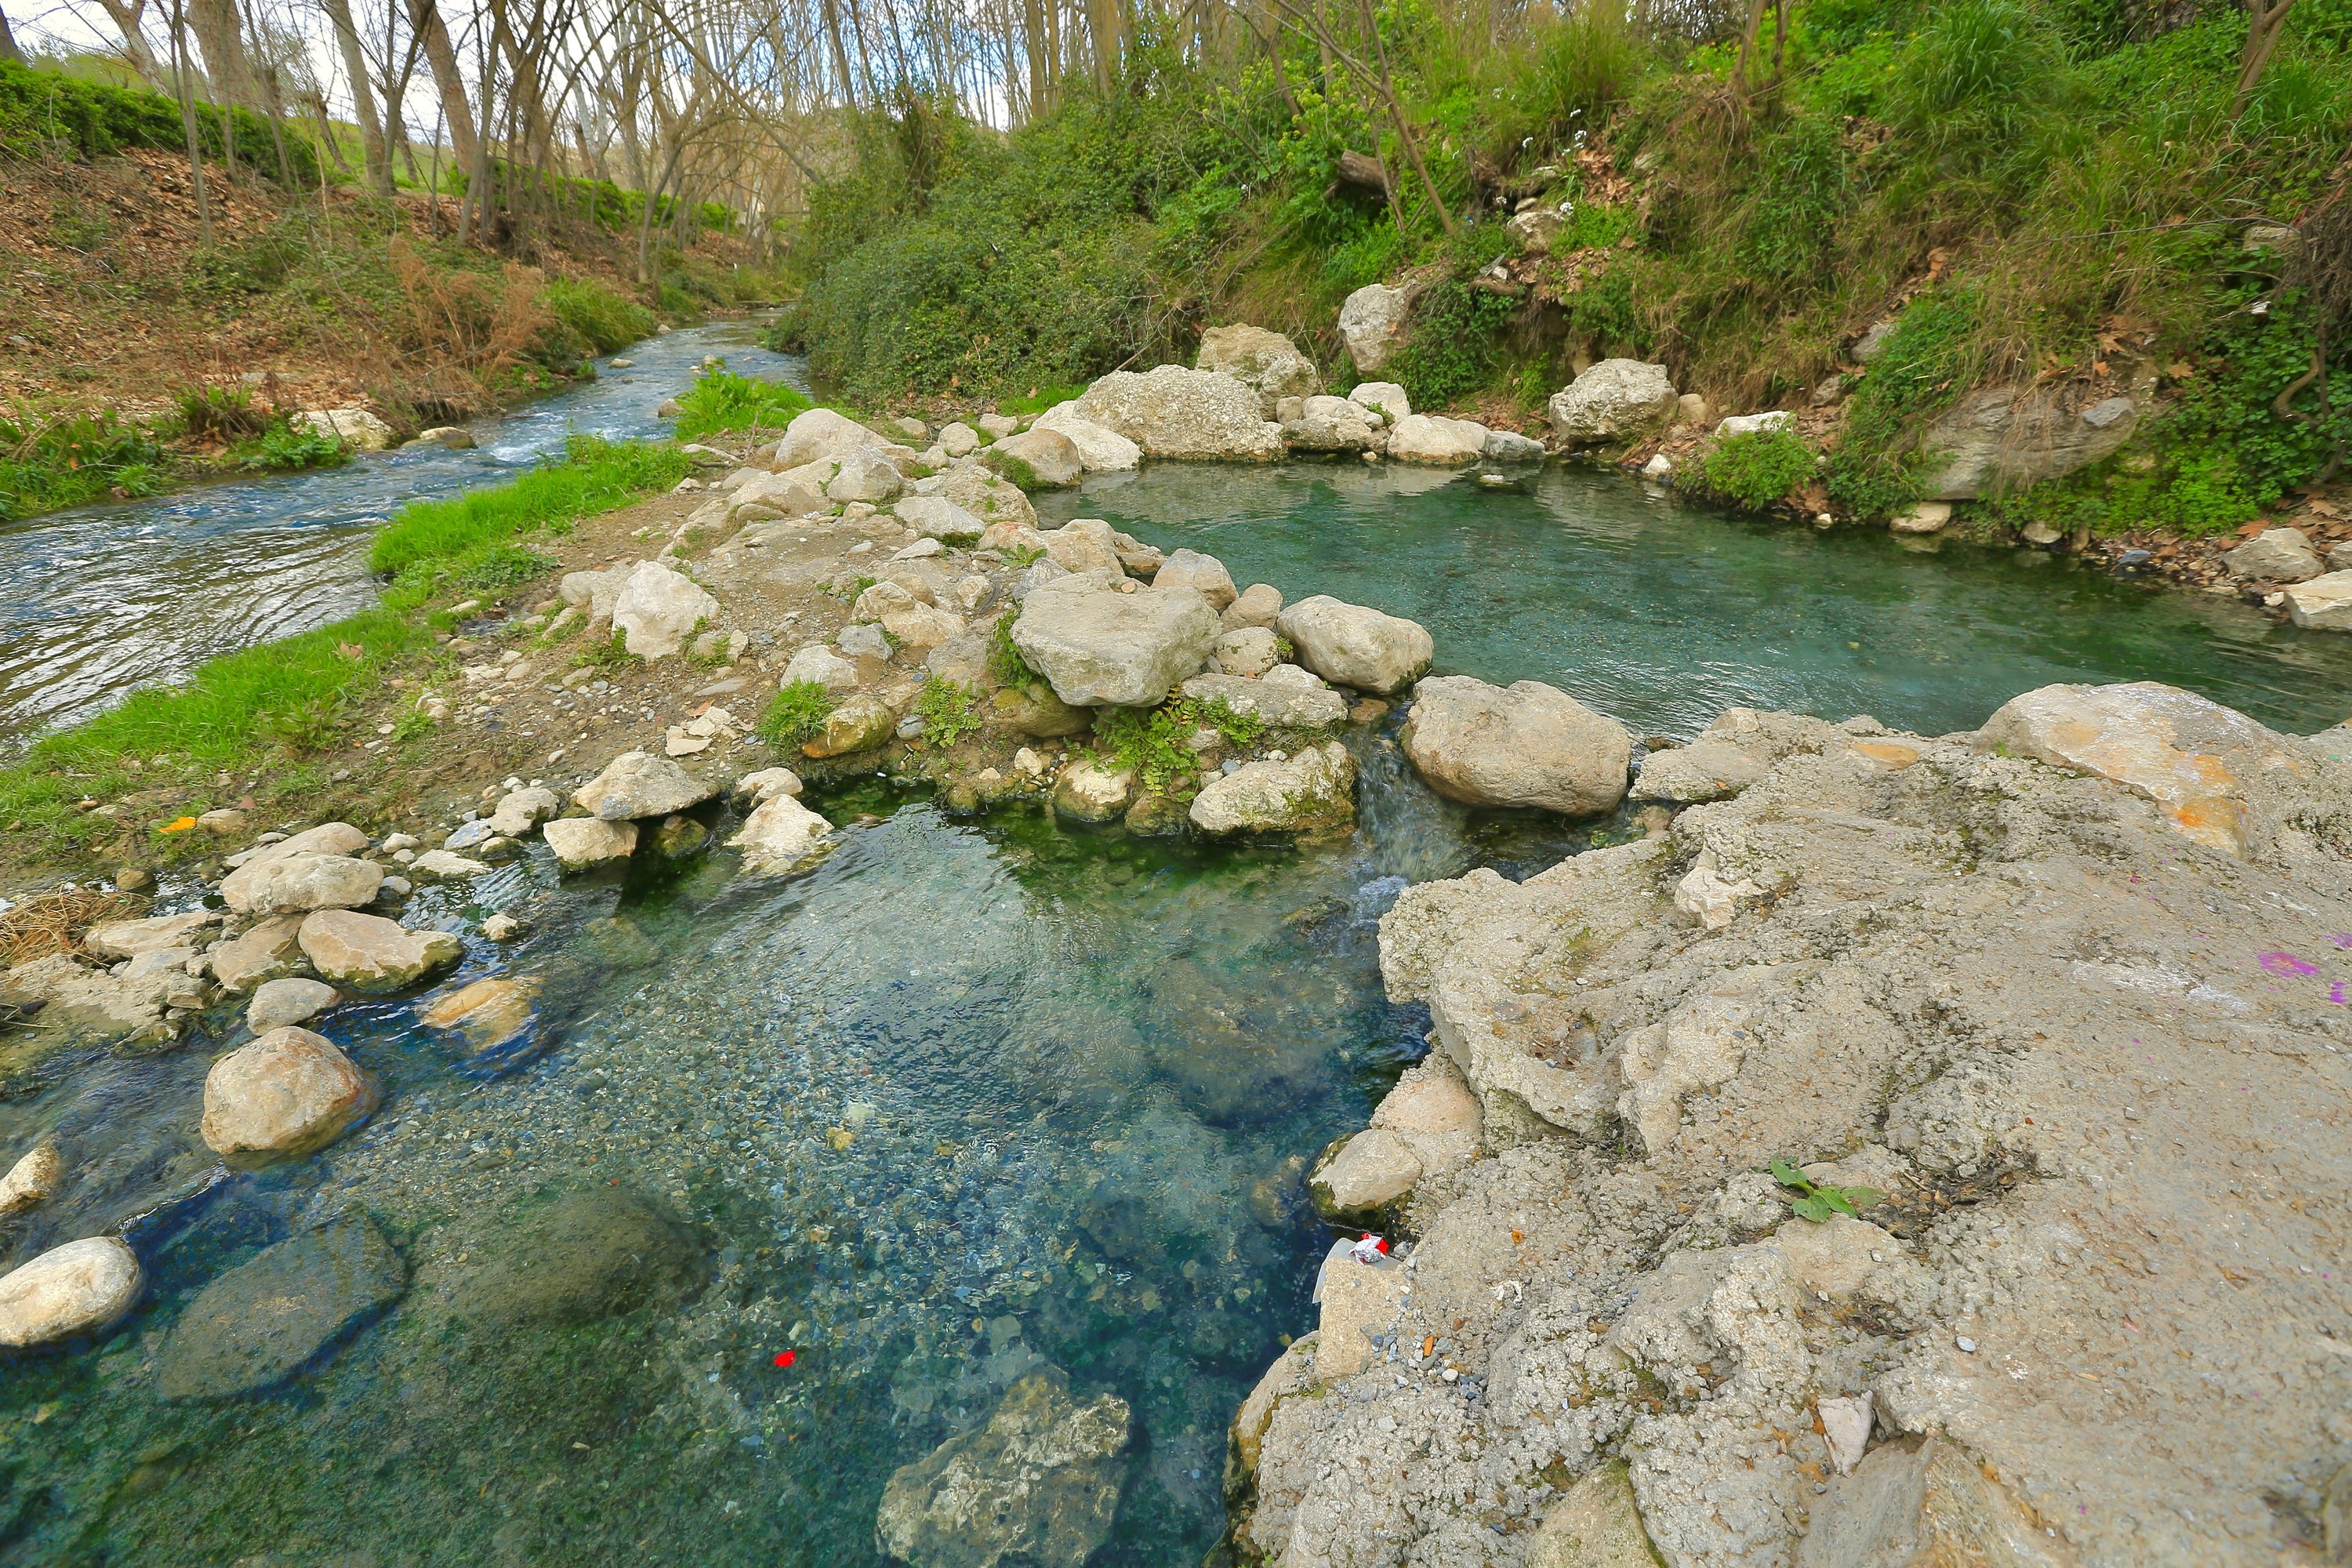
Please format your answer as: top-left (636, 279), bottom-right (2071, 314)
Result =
top-left (757, 681), bottom-right (837, 748)
top-left (570, 629), bottom-right (638, 672)
top-left (368, 435), bottom-right (684, 578)
top-left (670, 363), bottom-right (813, 440)
top-left (543, 278), bottom-right (656, 356)
top-left (0, 408), bottom-right (165, 521)
top-left (913, 677), bottom-right (982, 747)
top-left (175, 385), bottom-right (271, 441)
top-left (988, 608), bottom-right (1044, 688)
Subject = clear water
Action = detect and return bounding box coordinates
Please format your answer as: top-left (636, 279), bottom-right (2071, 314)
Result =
top-left (10, 452), bottom-right (2352, 1564)
top-left (0, 319), bottom-right (801, 755)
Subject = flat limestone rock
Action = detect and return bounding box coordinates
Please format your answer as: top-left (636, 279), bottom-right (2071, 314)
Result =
top-left (207, 915), bottom-right (307, 994)
top-left (1011, 577), bottom-right (1219, 708)
top-left (1310, 1129), bottom-right (1422, 1219)
top-left (1795, 1436), bottom-right (2066, 1568)
top-left (219, 853), bottom-right (383, 916)
top-left (2285, 569), bottom-right (2352, 631)
top-left (1401, 676), bottom-right (1632, 815)
top-left (573, 750), bottom-right (719, 821)
top-left (544, 815), bottom-right (639, 872)
top-left (1531, 1460), bottom-right (1662, 1568)
top-left (297, 910), bottom-right (463, 994)
top-left (0, 1236), bottom-right (142, 1348)
top-left (876, 1367), bottom-right (1130, 1568)
top-left (83, 909), bottom-right (219, 962)
top-left (201, 1025), bottom-right (376, 1163)
top-left (1385, 413), bottom-right (1489, 466)
top-left (154, 1214), bottom-right (405, 1399)
top-left (1031, 405), bottom-right (1143, 472)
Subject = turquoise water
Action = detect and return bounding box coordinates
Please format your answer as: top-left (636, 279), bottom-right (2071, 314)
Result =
top-left (8, 457), bottom-right (2352, 1564)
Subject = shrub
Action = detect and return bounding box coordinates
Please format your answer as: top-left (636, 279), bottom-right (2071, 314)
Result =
top-left (0, 408), bottom-right (164, 521)
top-left (1388, 279), bottom-right (1520, 406)
top-left (176, 386), bottom-right (271, 441)
top-left (672, 363), bottom-right (812, 439)
top-left (1700, 427), bottom-right (1817, 510)
top-left (1826, 289), bottom-right (1984, 519)
top-left (543, 278), bottom-right (656, 356)
top-left (757, 681), bottom-right (837, 748)
top-left (1091, 696), bottom-right (1265, 796)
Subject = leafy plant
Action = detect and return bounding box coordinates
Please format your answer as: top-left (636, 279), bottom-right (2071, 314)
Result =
top-left (230, 419), bottom-right (347, 473)
top-left (1767, 1157), bottom-right (1882, 1223)
top-left (176, 385), bottom-right (271, 441)
top-left (671, 362), bottom-right (814, 439)
top-left (989, 608), bottom-right (1044, 688)
top-left (757, 680), bottom-right (837, 747)
top-left (571, 629), bottom-right (637, 672)
top-left (454, 544), bottom-right (558, 595)
top-left (1388, 278), bottom-right (1519, 405)
top-left (1091, 696), bottom-right (1265, 796)
top-left (913, 677), bottom-right (983, 746)
top-left (1700, 427), bottom-right (1817, 511)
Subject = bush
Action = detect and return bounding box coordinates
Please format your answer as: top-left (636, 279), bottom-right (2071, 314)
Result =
top-left (1700, 427), bottom-right (1817, 510)
top-left (176, 386), bottom-right (271, 441)
top-left (1388, 279), bottom-right (1519, 406)
top-left (1826, 289), bottom-right (1983, 519)
top-left (1091, 696), bottom-right (1265, 797)
top-left (671, 363), bottom-right (812, 439)
top-left (757, 681), bottom-right (837, 748)
top-left (0, 58), bottom-right (316, 183)
top-left (543, 278), bottom-right (656, 356)
top-left (913, 678), bottom-right (982, 747)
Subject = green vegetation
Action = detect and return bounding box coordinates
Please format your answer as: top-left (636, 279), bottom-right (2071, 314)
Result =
top-left (228, 420), bottom-right (348, 474)
top-left (988, 608), bottom-right (1045, 688)
top-left (1700, 427), bottom-right (1820, 511)
top-left (0, 411), bottom-right (165, 521)
top-left (671, 362), bottom-right (813, 439)
top-left (1091, 697), bottom-right (1266, 796)
top-left (778, 0), bottom-right (2352, 530)
top-left (0, 438), bottom-right (685, 853)
top-left (0, 58), bottom-right (317, 183)
top-left (543, 279), bottom-right (657, 356)
top-left (757, 681), bottom-right (837, 748)
top-left (912, 678), bottom-right (984, 747)
top-left (1768, 1156), bottom-right (1882, 1223)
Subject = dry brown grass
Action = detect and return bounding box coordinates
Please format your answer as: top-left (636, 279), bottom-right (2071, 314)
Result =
top-left (0, 887), bottom-right (144, 967)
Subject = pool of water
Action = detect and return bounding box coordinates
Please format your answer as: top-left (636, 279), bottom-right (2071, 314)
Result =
top-left (0, 318), bottom-right (800, 755)
top-left (10, 455), bottom-right (2352, 1565)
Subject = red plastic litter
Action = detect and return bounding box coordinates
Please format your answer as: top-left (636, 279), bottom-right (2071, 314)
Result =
top-left (773, 1350), bottom-right (797, 1368)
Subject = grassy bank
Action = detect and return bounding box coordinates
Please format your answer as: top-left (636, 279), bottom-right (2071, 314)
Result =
top-left (775, 0), bottom-right (2350, 531)
top-left (0, 436), bottom-right (685, 865)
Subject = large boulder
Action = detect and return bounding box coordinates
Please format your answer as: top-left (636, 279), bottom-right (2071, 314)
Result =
top-left (1401, 677), bottom-right (1632, 815)
top-left (825, 448), bottom-right (904, 503)
top-left (1010, 576), bottom-right (1220, 707)
top-left (296, 910), bottom-right (463, 993)
top-left (772, 406), bottom-right (887, 470)
top-left (988, 428), bottom-right (1084, 488)
top-left (938, 462), bottom-right (1039, 530)
top-left (220, 853), bottom-right (383, 916)
top-left (573, 750), bottom-right (719, 820)
top-left (1040, 518), bottom-right (1125, 577)
top-left (1275, 595), bottom-right (1433, 695)
top-left (1073, 366), bottom-right (1285, 461)
top-left (544, 816), bottom-right (639, 873)
top-left (1547, 360), bottom-right (1679, 447)
top-left (895, 495), bottom-right (989, 544)
top-left (207, 914), bottom-right (306, 994)
top-left (1283, 394), bottom-right (1385, 452)
top-left (728, 793), bottom-right (834, 877)
top-left (1339, 283), bottom-right (1419, 376)
top-left (876, 1367), bottom-right (1130, 1568)
top-left (1181, 672), bottom-right (1348, 728)
top-left (2285, 570), bottom-right (2352, 631)
top-left (200, 1025), bottom-right (377, 1163)
top-left (612, 561), bottom-right (720, 660)
top-left (1387, 414), bottom-right (1490, 466)
top-left (0, 1237), bottom-right (142, 1348)
top-left (1153, 548), bottom-right (1237, 610)
top-left (803, 692), bottom-right (897, 757)
top-left (1348, 382), bottom-right (1410, 423)
top-left (1031, 405), bottom-right (1143, 472)
top-left (1923, 388), bottom-right (2138, 499)
top-left (1976, 680), bottom-right (2306, 856)
top-left (154, 1214), bottom-right (405, 1399)
top-left (1196, 325), bottom-right (1322, 416)
top-left (1189, 742), bottom-right (1357, 837)
top-left (2222, 526), bottom-right (2324, 582)
top-left (293, 407), bottom-right (394, 451)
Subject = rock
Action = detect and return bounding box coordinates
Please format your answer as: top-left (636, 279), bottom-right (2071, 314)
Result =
top-left (2286, 570), bottom-right (2352, 630)
top-left (415, 425), bottom-right (476, 449)
top-left (648, 814), bottom-right (709, 860)
top-left (1308, 1239), bottom-right (1405, 1379)
top-left (826, 448), bottom-right (906, 503)
top-left (154, 1214), bottom-right (405, 1399)
top-left (895, 494), bottom-right (988, 543)
top-left (1348, 381), bottom-right (1410, 423)
top-left (1387, 414), bottom-right (1490, 466)
top-left (485, 786), bottom-right (560, 837)
top-left (83, 909), bottom-right (216, 962)
top-left (220, 853), bottom-right (383, 916)
top-left (207, 915), bottom-right (306, 994)
top-left (1677, 392), bottom-right (1711, 425)
top-left (1507, 202), bottom-right (1569, 255)
top-left (938, 463), bottom-right (1038, 530)
top-left (1223, 582), bottom-right (1283, 630)
top-left (1818, 1394), bottom-right (1872, 1476)
top-left (1338, 283), bottom-right (1419, 376)
top-left (408, 848), bottom-right (491, 880)
top-left (1212, 626), bottom-right (1280, 677)
top-left (885, 601), bottom-right (967, 651)
top-left (1976, 680), bottom-right (2306, 855)
top-left (573, 750), bottom-right (718, 820)
top-left (978, 413), bottom-right (1020, 439)
top-left (1401, 676), bottom-right (1632, 815)
top-left (892, 414), bottom-right (929, 441)
top-left (839, 622), bottom-right (894, 661)
top-left (481, 913), bottom-right (523, 941)
top-left (728, 470), bottom-right (828, 518)
top-left (875, 1367), bottom-right (1129, 1568)
top-left (1310, 1129), bottom-right (1421, 1218)
top-left (1924, 388), bottom-right (2140, 499)
top-left (804, 692), bottom-right (898, 757)
top-left (1189, 742), bottom-right (1356, 836)
top-left (1196, 324), bottom-right (1322, 416)
top-left (1641, 452), bottom-right (1674, 480)
top-left (1530, 1461), bottom-right (1661, 1568)
top-left (728, 793), bottom-right (834, 876)
top-left (925, 630), bottom-right (994, 687)
top-left (197, 807), bottom-right (247, 835)
top-left (0, 1143), bottom-right (64, 1216)
top-left (1032, 404), bottom-right (1144, 471)
top-left (112, 866), bottom-right (154, 893)
top-left (990, 683), bottom-right (1095, 739)
top-left (612, 561), bottom-right (720, 659)
top-left (1011, 576), bottom-right (1220, 707)
top-left (1181, 673), bottom-right (1347, 728)
top-left (1153, 547), bottom-right (1237, 610)
top-left (524, 818), bottom-right (627, 881)
top-left (731, 767), bottom-right (804, 808)
top-left (201, 1025), bottom-right (376, 1162)
top-left (1040, 519), bottom-right (1126, 577)
top-left (292, 407), bottom-right (394, 451)
top-left (774, 406), bottom-right (888, 470)
top-left (437, 1186), bottom-right (702, 1327)
top-left (1715, 410), bottom-right (1793, 438)
top-left (0, 1237), bottom-right (142, 1348)
top-left (418, 975), bottom-right (539, 1054)
top-left (1275, 595), bottom-right (1433, 695)
top-left (987, 427), bottom-right (1084, 488)
top-left (246, 976), bottom-right (338, 1033)
top-left (1053, 763), bottom-right (1134, 824)
top-left (1631, 708), bottom-right (1840, 804)
top-left (938, 422), bottom-right (980, 457)
top-left (1485, 427), bottom-right (1548, 463)
top-left (1797, 1437), bottom-right (2065, 1568)
top-left (2223, 526), bottom-right (2324, 582)
top-left (561, 567), bottom-right (630, 622)
top-left (1890, 501), bottom-right (1950, 535)
top-left (1280, 394), bottom-right (1384, 452)
top-left (1547, 360), bottom-right (1680, 446)
top-left (1073, 365), bottom-right (1286, 461)
top-left (781, 643), bottom-right (860, 695)
top-left (296, 910), bottom-right (463, 994)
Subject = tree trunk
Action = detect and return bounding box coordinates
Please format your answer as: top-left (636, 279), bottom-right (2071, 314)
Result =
top-left (410, 0), bottom-right (478, 176)
top-left (165, 0), bottom-right (215, 249)
top-left (187, 0), bottom-right (257, 107)
top-left (0, 8), bottom-right (28, 65)
top-left (322, 0), bottom-right (392, 195)
top-left (2234, 0), bottom-right (2296, 117)
top-left (93, 0), bottom-right (171, 89)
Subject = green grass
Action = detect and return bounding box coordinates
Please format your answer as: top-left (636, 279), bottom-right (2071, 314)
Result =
top-left (543, 278), bottom-right (657, 357)
top-left (0, 410), bottom-right (165, 521)
top-left (0, 58), bottom-right (317, 184)
top-left (912, 678), bottom-right (982, 747)
top-left (227, 420), bottom-right (348, 474)
top-left (670, 364), bottom-right (813, 440)
top-left (1700, 427), bottom-right (1819, 511)
top-left (0, 437), bottom-right (687, 855)
top-left (757, 681), bottom-right (837, 748)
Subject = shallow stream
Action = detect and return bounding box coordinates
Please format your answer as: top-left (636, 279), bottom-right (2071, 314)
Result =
top-left (9, 421), bottom-right (2352, 1564)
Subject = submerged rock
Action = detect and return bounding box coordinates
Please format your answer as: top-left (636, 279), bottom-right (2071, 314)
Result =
top-left (435, 1187), bottom-right (702, 1327)
top-left (0, 1236), bottom-right (142, 1348)
top-left (728, 793), bottom-right (834, 876)
top-left (875, 1367), bottom-right (1130, 1568)
top-left (297, 910), bottom-right (462, 994)
top-left (1189, 742), bottom-right (1356, 837)
top-left (1400, 676), bottom-right (1632, 815)
top-left (418, 975), bottom-right (539, 1054)
top-left (155, 1214), bottom-right (405, 1399)
top-left (201, 1025), bottom-right (376, 1163)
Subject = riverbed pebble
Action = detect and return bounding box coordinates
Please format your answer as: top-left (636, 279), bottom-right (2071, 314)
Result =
top-left (0, 1237), bottom-right (142, 1348)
